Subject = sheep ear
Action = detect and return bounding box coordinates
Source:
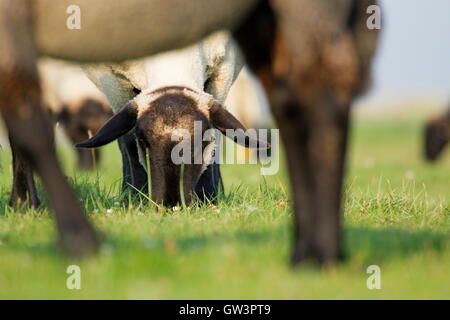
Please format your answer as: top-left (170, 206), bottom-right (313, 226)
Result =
top-left (76, 101), bottom-right (138, 148)
top-left (209, 101), bottom-right (270, 150)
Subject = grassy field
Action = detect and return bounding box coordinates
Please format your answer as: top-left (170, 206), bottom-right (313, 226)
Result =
top-left (0, 110), bottom-right (449, 299)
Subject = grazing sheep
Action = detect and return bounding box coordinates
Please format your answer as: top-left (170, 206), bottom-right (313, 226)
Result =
top-left (0, 0), bottom-right (379, 264)
top-left (425, 107), bottom-right (450, 161)
top-left (79, 31), bottom-right (268, 206)
top-left (39, 59), bottom-right (113, 170)
top-left (56, 99), bottom-right (112, 170)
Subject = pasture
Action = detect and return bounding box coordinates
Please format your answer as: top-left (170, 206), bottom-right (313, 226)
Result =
top-left (0, 108), bottom-right (449, 299)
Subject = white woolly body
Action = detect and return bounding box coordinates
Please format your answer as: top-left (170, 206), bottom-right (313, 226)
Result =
top-left (83, 31), bottom-right (244, 174)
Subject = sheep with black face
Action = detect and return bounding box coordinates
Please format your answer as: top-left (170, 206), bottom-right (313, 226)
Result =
top-left (425, 107), bottom-right (450, 162)
top-left (78, 32), bottom-right (269, 207)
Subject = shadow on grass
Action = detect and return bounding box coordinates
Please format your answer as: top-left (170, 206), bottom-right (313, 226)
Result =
top-left (345, 227), bottom-right (448, 264)
top-left (2, 222), bottom-right (448, 267)
top-left (170, 226), bottom-right (448, 265)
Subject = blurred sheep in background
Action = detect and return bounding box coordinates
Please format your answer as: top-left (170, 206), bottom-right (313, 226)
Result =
top-left (39, 58), bottom-right (112, 169)
top-left (424, 106), bottom-right (450, 162)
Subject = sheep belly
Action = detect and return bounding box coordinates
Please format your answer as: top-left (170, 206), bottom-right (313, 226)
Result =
top-left (33, 0), bottom-right (258, 62)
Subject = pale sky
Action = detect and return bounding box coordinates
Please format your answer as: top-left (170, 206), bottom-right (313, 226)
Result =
top-left (368, 0), bottom-right (450, 102)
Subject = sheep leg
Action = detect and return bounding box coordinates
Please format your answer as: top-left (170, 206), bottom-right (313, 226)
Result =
top-left (2, 100), bottom-right (99, 257)
top-left (269, 33), bottom-right (355, 265)
top-left (8, 134), bottom-right (40, 207)
top-left (194, 163), bottom-right (223, 203)
top-left (118, 131), bottom-right (148, 194)
top-left (270, 82), bottom-right (349, 265)
top-left (278, 0), bottom-right (379, 265)
top-left (0, 0), bottom-right (98, 257)
top-left (271, 30), bottom-right (359, 265)
top-left (3, 107), bottom-right (99, 257)
top-left (76, 148), bottom-right (98, 170)
top-left (233, 0), bottom-right (363, 265)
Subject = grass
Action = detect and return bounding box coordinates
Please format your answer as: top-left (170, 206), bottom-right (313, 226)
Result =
top-left (0, 111), bottom-right (449, 299)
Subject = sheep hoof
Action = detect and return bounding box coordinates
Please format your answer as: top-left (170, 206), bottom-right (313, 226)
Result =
top-left (291, 246), bottom-right (344, 268)
top-left (57, 225), bottom-right (99, 259)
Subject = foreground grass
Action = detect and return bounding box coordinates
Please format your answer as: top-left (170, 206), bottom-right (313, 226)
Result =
top-left (0, 112), bottom-right (449, 299)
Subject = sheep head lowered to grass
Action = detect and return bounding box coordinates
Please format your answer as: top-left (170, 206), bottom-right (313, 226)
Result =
top-left (78, 31), bottom-right (270, 207)
top-left (76, 86), bottom-right (269, 207)
top-left (57, 98), bottom-right (113, 170)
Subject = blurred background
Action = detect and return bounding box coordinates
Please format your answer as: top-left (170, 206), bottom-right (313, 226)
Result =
top-left (0, 0), bottom-right (449, 142)
top-left (357, 0), bottom-right (450, 112)
top-left (0, 0), bottom-right (449, 140)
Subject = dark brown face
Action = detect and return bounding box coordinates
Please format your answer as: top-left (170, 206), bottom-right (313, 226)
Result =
top-left (76, 87), bottom-right (270, 207)
top-left (136, 93), bottom-right (213, 207)
top-left (57, 98), bottom-right (113, 169)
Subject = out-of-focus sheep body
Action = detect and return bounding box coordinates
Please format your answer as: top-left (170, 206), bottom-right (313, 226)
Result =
top-left (38, 59), bottom-right (112, 169)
